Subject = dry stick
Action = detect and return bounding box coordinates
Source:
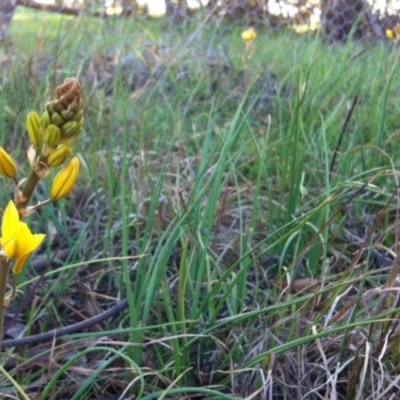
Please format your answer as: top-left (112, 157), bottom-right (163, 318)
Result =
top-left (329, 96), bottom-right (358, 179)
top-left (1, 299), bottom-right (128, 348)
top-left (0, 261), bottom-right (10, 348)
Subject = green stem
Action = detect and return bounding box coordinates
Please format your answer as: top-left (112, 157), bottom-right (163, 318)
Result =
top-left (0, 260), bottom-right (10, 350)
top-left (0, 363), bottom-right (30, 400)
top-left (18, 153), bottom-right (48, 210)
top-left (18, 169), bottom-right (40, 209)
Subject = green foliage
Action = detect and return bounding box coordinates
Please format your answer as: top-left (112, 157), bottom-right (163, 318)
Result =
top-left (1, 6), bottom-right (400, 399)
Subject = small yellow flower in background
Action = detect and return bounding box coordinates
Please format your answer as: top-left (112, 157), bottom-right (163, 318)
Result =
top-left (0, 147), bottom-right (17, 180)
top-left (50, 156), bottom-right (80, 201)
top-left (386, 29), bottom-right (395, 40)
top-left (0, 201), bottom-right (45, 274)
top-left (242, 27), bottom-right (257, 43)
top-left (386, 24), bottom-right (400, 42)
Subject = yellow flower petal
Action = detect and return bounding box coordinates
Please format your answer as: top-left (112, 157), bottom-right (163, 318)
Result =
top-left (12, 254), bottom-right (30, 275)
top-left (0, 201), bottom-right (46, 274)
top-left (1, 236), bottom-right (17, 259)
top-left (2, 201), bottom-right (19, 239)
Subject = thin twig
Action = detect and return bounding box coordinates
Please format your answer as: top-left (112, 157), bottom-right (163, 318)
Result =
top-left (1, 299), bottom-right (128, 348)
top-left (329, 96), bottom-right (358, 179)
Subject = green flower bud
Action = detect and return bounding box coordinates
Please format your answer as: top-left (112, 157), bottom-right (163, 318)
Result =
top-left (45, 101), bottom-right (55, 114)
top-left (26, 111), bottom-right (43, 148)
top-left (47, 146), bottom-right (72, 167)
top-left (60, 121), bottom-right (77, 134)
top-left (41, 112), bottom-right (51, 130)
top-left (44, 125), bottom-right (62, 148)
top-left (70, 109), bottom-right (84, 122)
top-left (60, 119), bottom-right (84, 143)
top-left (61, 108), bottom-right (74, 120)
top-left (51, 112), bottom-right (64, 126)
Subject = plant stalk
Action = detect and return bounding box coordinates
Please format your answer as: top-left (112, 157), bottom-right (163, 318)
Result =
top-left (19, 153), bottom-right (48, 209)
top-left (0, 260), bottom-right (10, 351)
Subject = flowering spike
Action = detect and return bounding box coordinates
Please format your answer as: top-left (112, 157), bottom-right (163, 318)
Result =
top-left (50, 156), bottom-right (79, 201)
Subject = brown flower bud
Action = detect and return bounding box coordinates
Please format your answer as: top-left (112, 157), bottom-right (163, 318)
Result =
top-left (54, 78), bottom-right (83, 113)
top-left (45, 78), bottom-right (84, 144)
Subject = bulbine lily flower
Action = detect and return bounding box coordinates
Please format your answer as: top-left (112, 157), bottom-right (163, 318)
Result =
top-left (0, 201), bottom-right (45, 274)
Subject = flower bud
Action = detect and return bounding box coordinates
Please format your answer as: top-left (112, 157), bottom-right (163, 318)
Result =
top-left (60, 119), bottom-right (83, 143)
top-left (70, 109), bottom-right (83, 122)
top-left (55, 78), bottom-right (82, 110)
top-left (45, 79), bottom-right (84, 143)
top-left (44, 125), bottom-right (62, 148)
top-left (50, 156), bottom-right (79, 201)
top-left (45, 101), bottom-right (55, 114)
top-left (0, 147), bottom-right (17, 180)
top-left (60, 121), bottom-right (78, 135)
top-left (61, 108), bottom-right (74, 120)
top-left (51, 112), bottom-right (64, 126)
top-left (26, 111), bottom-right (43, 148)
top-left (47, 146), bottom-right (72, 167)
top-left (41, 112), bottom-right (51, 130)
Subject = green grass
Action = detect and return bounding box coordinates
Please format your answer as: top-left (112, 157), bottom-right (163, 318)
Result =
top-left (1, 6), bottom-right (400, 399)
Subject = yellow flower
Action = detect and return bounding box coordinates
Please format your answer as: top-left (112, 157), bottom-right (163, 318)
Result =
top-left (0, 147), bottom-right (17, 180)
top-left (0, 201), bottom-right (45, 274)
top-left (50, 156), bottom-right (80, 201)
top-left (241, 28), bottom-right (257, 42)
top-left (386, 29), bottom-right (395, 40)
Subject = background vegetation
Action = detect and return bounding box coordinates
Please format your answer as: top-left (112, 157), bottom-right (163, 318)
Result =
top-left (1, 6), bottom-right (400, 399)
